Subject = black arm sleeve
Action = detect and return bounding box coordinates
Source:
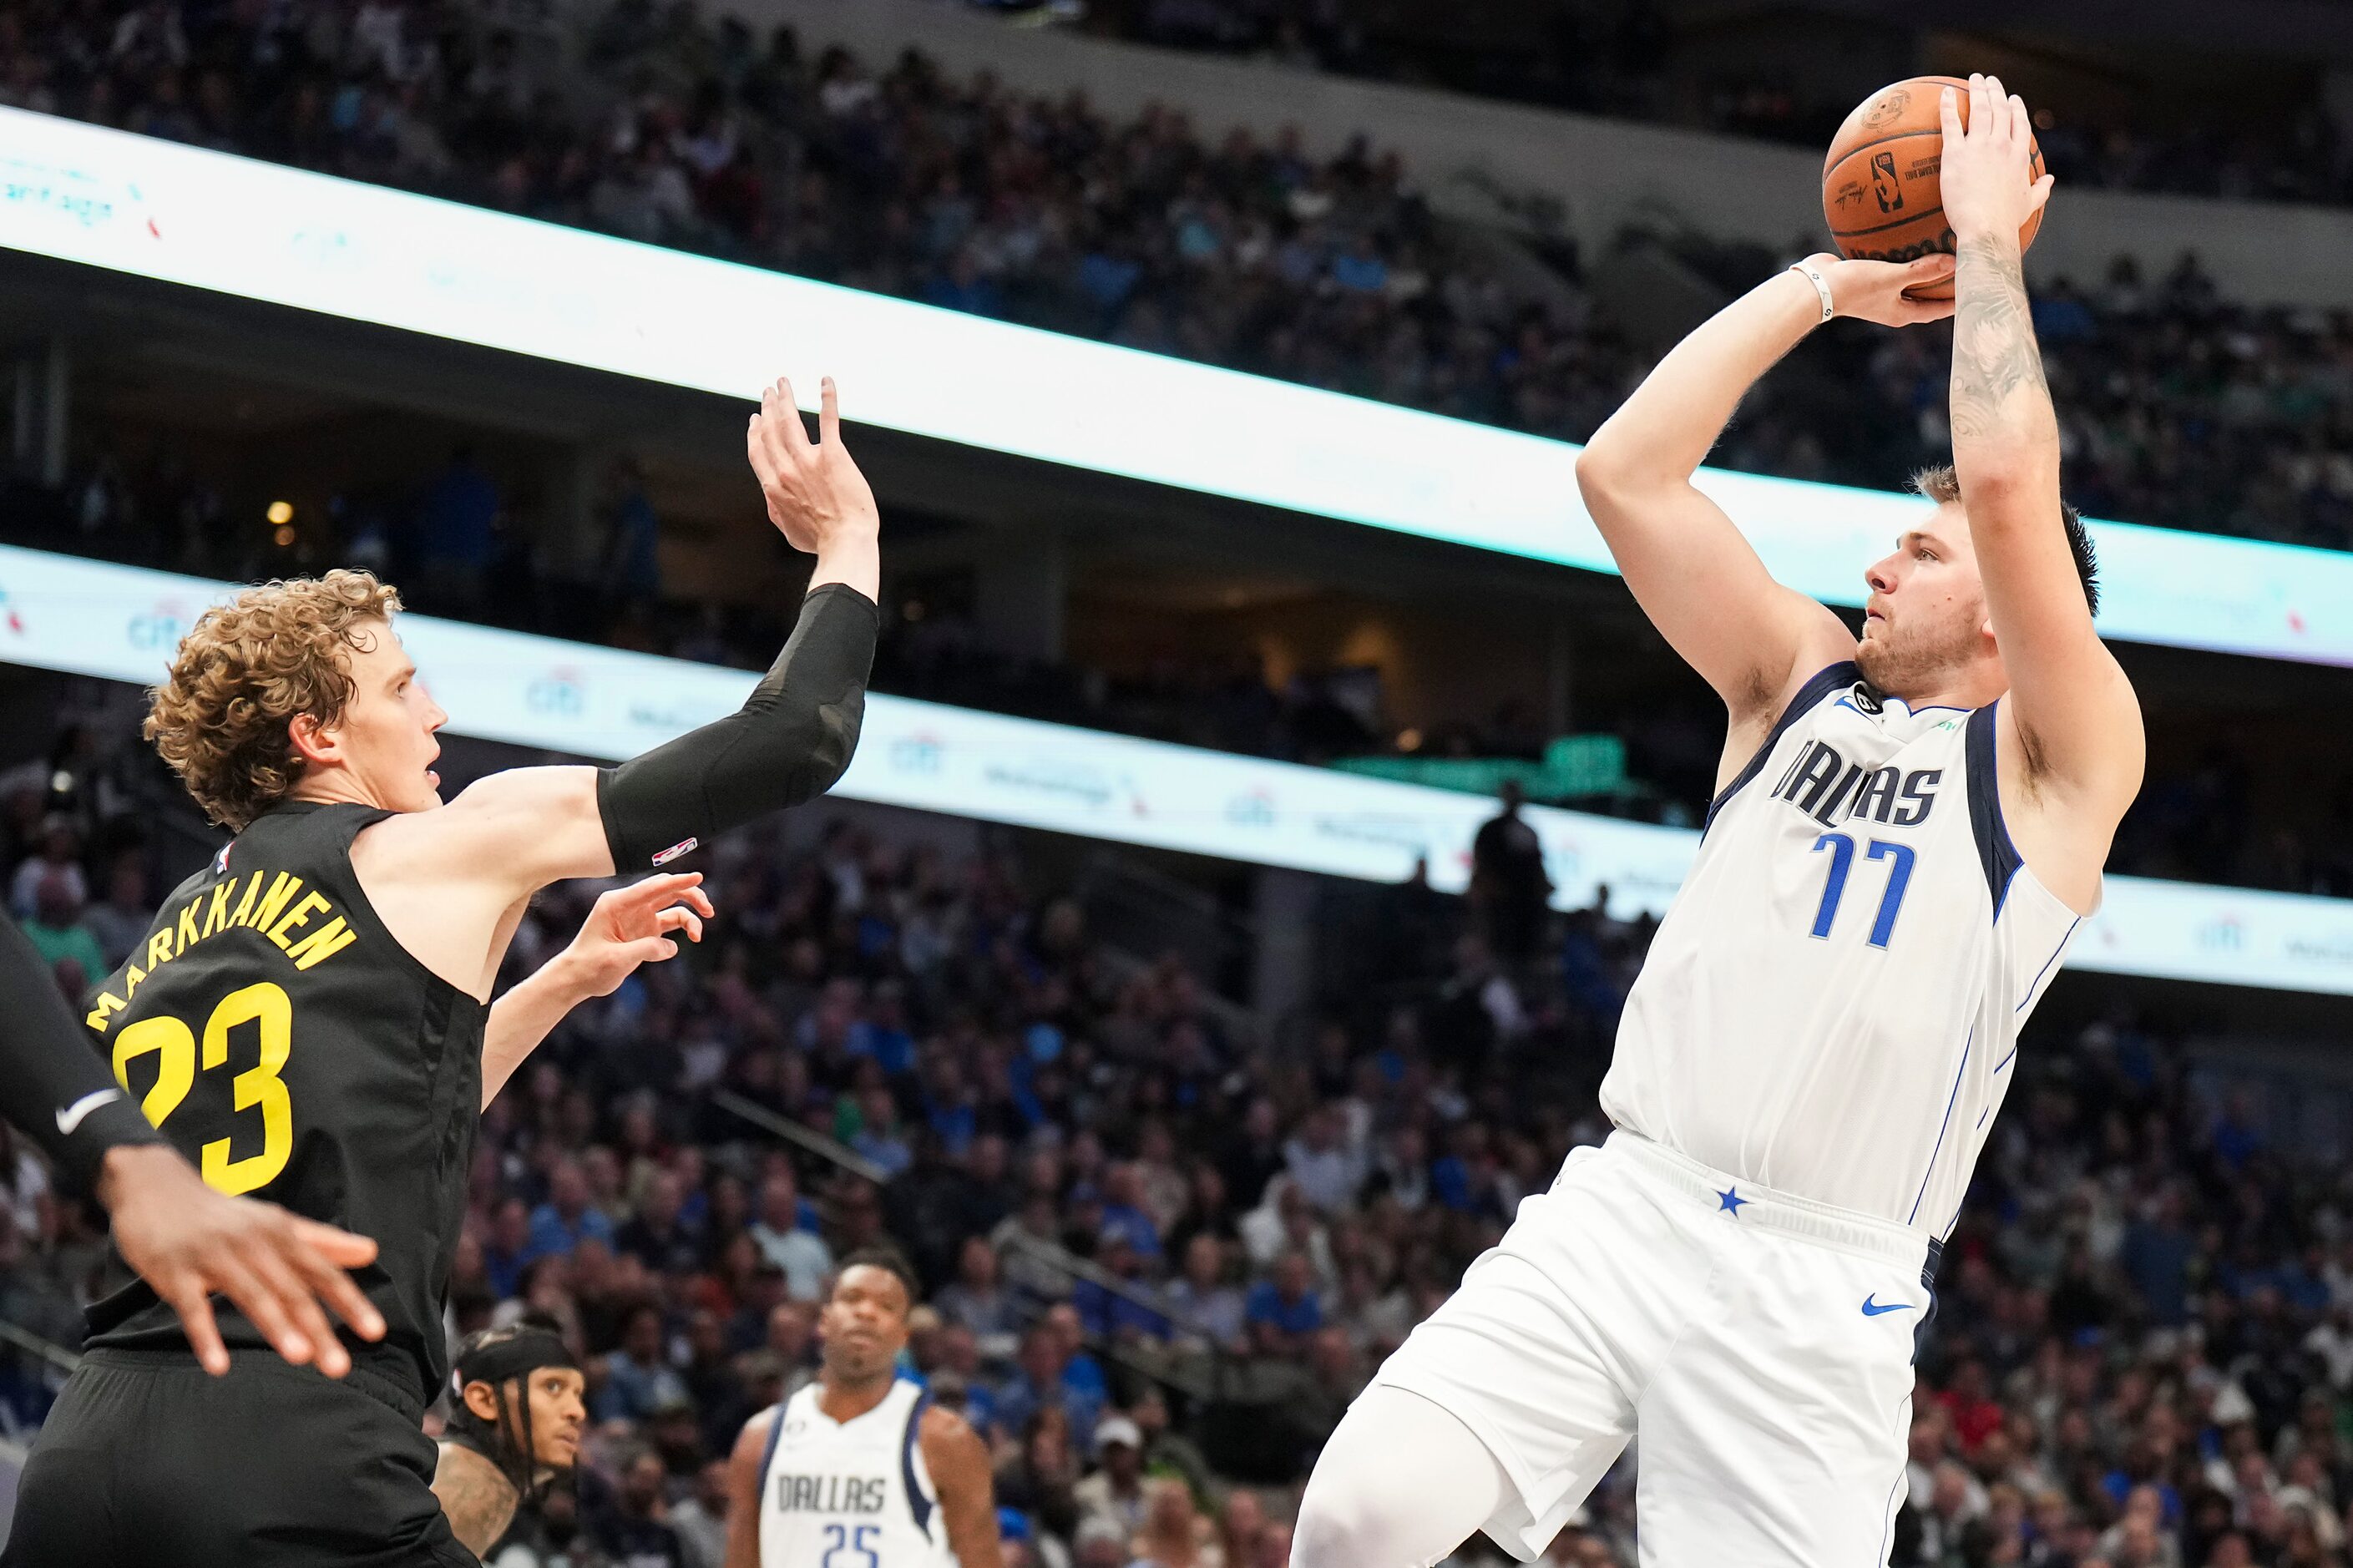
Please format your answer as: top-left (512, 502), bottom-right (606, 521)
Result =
top-left (596, 582), bottom-right (880, 871)
top-left (0, 911), bottom-right (164, 1194)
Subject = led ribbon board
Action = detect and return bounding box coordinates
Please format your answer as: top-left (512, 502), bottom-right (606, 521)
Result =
top-left (2, 108), bottom-right (2350, 666)
top-left (3, 544), bottom-right (2349, 995)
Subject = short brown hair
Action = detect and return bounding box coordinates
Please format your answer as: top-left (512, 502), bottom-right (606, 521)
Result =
top-left (1910, 464), bottom-right (2099, 617)
top-left (144, 570), bottom-right (402, 830)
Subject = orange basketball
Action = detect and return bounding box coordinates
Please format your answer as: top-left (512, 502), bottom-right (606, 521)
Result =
top-left (1822, 76), bottom-right (2042, 300)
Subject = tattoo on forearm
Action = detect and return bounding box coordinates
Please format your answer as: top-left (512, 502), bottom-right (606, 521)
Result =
top-left (1949, 235), bottom-right (2051, 443)
top-left (434, 1444), bottom-right (521, 1555)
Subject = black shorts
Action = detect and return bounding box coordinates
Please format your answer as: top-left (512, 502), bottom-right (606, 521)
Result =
top-left (3, 1348), bottom-right (477, 1568)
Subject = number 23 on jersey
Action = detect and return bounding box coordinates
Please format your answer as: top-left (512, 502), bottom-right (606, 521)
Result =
top-left (110, 982), bottom-right (296, 1196)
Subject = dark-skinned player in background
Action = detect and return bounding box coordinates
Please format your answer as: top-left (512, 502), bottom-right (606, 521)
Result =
top-left (725, 1252), bottom-right (1002, 1568)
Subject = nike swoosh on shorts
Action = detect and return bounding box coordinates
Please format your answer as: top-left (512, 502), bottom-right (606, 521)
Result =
top-left (1860, 1295), bottom-right (1914, 1316)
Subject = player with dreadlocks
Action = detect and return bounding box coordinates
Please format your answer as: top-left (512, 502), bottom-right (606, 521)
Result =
top-left (433, 1323), bottom-right (588, 1555)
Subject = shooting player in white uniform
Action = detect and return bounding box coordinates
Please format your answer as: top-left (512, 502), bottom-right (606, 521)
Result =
top-left (725, 1252), bottom-right (1002, 1568)
top-left (1293, 77), bottom-right (2144, 1566)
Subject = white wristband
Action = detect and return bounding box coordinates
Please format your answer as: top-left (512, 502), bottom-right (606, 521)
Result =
top-left (1789, 261), bottom-right (1834, 323)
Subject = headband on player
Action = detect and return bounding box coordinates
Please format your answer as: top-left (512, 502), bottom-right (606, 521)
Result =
top-left (455, 1328), bottom-right (578, 1388)
top-left (452, 1328), bottom-right (581, 1509)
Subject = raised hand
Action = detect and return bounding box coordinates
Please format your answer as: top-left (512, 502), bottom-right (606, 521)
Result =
top-left (1939, 73), bottom-right (2054, 247)
top-left (745, 376), bottom-right (882, 557)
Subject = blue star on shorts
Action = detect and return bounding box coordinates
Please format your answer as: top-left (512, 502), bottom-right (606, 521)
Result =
top-left (1716, 1186), bottom-right (1748, 1216)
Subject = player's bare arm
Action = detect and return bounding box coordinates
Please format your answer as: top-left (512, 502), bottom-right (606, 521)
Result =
top-left (330, 375), bottom-right (880, 999)
top-left (429, 1440), bottom-right (519, 1557)
top-left (1574, 251), bottom-right (1954, 767)
top-left (1940, 74), bottom-right (2144, 910)
top-left (919, 1404), bottom-right (1006, 1568)
top-left (722, 1408), bottom-right (778, 1568)
top-left (478, 873), bottom-right (712, 1106)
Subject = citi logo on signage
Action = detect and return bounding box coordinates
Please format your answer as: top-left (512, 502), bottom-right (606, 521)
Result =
top-left (2198, 918), bottom-right (2246, 952)
top-left (890, 734), bottom-right (944, 774)
top-left (1226, 790), bottom-right (1276, 827)
top-left (526, 669), bottom-right (585, 717)
top-left (127, 599), bottom-right (189, 650)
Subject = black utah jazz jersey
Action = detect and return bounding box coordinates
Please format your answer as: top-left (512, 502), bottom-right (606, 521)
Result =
top-left (80, 801), bottom-right (487, 1400)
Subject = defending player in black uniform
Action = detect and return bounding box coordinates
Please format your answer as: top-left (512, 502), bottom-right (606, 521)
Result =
top-left (3, 376), bottom-right (882, 1567)
top-left (0, 909), bottom-right (386, 1379)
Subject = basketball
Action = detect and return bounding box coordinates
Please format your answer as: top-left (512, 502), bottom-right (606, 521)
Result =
top-left (1822, 75), bottom-right (2043, 299)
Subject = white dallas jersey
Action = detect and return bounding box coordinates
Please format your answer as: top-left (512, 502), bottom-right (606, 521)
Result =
top-left (1601, 662), bottom-right (2087, 1236)
top-left (757, 1379), bottom-right (949, 1568)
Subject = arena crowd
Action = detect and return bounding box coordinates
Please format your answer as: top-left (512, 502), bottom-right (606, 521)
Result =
top-left (3, 1), bottom-right (2353, 552)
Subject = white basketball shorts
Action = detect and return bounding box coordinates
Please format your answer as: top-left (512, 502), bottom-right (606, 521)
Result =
top-left (1365, 1129), bottom-right (1936, 1564)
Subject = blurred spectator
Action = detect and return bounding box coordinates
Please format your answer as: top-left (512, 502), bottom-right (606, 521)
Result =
top-left (1469, 781), bottom-right (1551, 964)
top-left (412, 444), bottom-right (500, 619)
top-left (749, 1168), bottom-right (832, 1302)
top-left (1073, 1413), bottom-right (1151, 1540)
top-left (590, 1446), bottom-right (686, 1567)
top-left (1245, 1252), bottom-right (1323, 1358)
top-left (22, 872), bottom-right (106, 992)
top-left (524, 1156), bottom-right (615, 1263)
top-left (665, 1458), bottom-right (731, 1568)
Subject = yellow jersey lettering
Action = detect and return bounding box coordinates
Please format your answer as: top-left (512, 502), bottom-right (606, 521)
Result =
top-left (228, 870), bottom-right (265, 928)
top-left (284, 915), bottom-right (357, 971)
top-left (85, 994), bottom-right (125, 1034)
top-left (246, 873), bottom-right (304, 934)
top-left (175, 899), bottom-right (201, 952)
top-left (144, 927), bottom-right (176, 973)
top-left (200, 879), bottom-right (235, 939)
top-left (120, 960), bottom-right (148, 1001)
top-left (265, 892), bottom-right (331, 953)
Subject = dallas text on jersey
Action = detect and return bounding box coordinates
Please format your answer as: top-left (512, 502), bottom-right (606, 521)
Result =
top-left (1769, 738), bottom-right (1946, 829)
top-left (773, 1473), bottom-right (891, 1515)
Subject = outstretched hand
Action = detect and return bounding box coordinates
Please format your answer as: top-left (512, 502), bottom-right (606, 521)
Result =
top-left (554, 872), bottom-right (713, 999)
top-left (101, 1144), bottom-right (386, 1378)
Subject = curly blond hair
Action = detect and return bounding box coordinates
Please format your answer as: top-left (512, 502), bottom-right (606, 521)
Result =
top-left (144, 570), bottom-right (404, 830)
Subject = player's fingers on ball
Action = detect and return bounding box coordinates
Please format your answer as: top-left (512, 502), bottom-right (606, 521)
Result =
top-left (1939, 83), bottom-right (1962, 134)
top-left (2030, 173), bottom-right (2056, 211)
